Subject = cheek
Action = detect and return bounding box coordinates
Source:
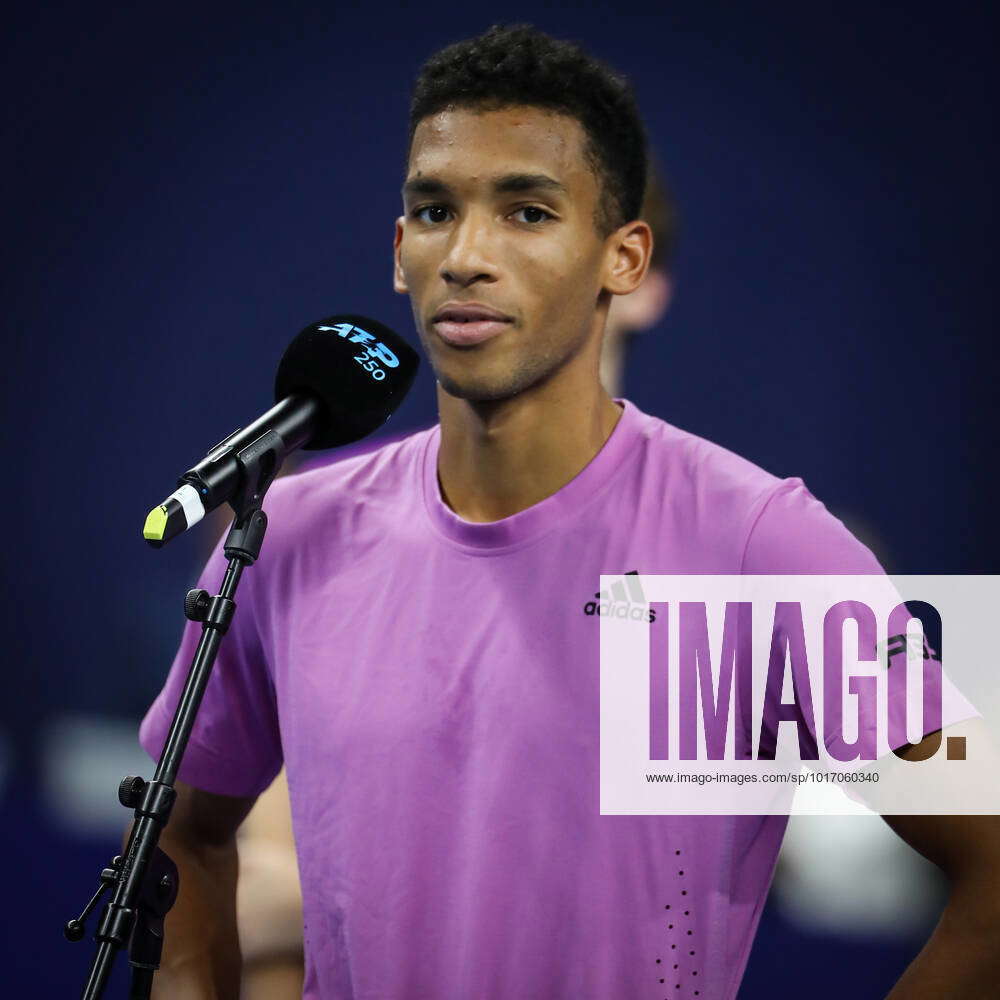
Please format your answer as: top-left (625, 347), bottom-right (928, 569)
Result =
top-left (527, 246), bottom-right (600, 314)
top-left (516, 239), bottom-right (583, 289)
top-left (399, 246), bottom-right (431, 292)
top-left (400, 230), bottom-right (437, 270)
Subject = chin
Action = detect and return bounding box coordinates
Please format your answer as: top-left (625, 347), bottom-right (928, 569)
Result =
top-left (436, 372), bottom-right (520, 403)
top-left (431, 348), bottom-right (568, 405)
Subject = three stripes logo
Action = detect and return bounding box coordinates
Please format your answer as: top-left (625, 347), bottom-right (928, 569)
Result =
top-left (583, 570), bottom-right (657, 623)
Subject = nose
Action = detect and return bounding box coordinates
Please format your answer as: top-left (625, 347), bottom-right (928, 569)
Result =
top-left (439, 211), bottom-right (497, 288)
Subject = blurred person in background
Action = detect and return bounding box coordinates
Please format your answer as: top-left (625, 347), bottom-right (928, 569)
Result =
top-left (234, 169), bottom-right (675, 1000)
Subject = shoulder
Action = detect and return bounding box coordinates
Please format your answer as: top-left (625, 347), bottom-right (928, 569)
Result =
top-left (741, 475), bottom-right (884, 574)
top-left (257, 423), bottom-right (433, 557)
top-left (270, 423), bottom-right (429, 502)
top-left (640, 410), bottom-right (784, 502)
top-left (627, 403), bottom-right (783, 532)
top-left (625, 401), bottom-right (881, 574)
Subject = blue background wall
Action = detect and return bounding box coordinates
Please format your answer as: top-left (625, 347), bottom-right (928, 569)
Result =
top-left (3, 2), bottom-right (994, 995)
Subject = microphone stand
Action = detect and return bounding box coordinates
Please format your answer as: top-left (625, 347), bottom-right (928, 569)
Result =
top-left (66, 430), bottom-right (284, 999)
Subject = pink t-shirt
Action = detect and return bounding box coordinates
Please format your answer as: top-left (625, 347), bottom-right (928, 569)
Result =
top-left (140, 398), bottom-right (953, 999)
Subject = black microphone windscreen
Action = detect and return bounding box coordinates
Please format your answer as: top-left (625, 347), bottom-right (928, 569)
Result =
top-left (274, 315), bottom-right (420, 449)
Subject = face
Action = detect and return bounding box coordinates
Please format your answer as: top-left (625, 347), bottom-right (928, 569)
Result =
top-left (394, 106), bottom-right (648, 403)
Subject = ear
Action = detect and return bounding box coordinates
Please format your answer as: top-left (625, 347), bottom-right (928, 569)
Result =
top-left (393, 217), bottom-right (408, 294)
top-left (602, 219), bottom-right (653, 297)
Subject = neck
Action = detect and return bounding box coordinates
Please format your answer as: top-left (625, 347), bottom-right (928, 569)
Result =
top-left (435, 372), bottom-right (623, 523)
top-left (598, 329), bottom-right (627, 402)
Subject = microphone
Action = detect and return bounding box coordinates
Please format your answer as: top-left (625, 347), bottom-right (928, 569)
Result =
top-left (143, 315), bottom-right (419, 547)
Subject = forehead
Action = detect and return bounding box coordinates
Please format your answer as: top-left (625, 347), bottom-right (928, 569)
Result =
top-left (407, 106), bottom-right (596, 194)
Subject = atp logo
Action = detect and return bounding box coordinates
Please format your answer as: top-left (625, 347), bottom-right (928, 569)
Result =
top-left (318, 322), bottom-right (400, 381)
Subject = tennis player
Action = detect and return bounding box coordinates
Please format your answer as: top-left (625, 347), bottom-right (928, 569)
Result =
top-left (137, 24), bottom-right (1000, 999)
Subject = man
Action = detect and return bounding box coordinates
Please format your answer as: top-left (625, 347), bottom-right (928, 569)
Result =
top-left (137, 24), bottom-right (1000, 999)
top-left (232, 172), bottom-right (675, 1000)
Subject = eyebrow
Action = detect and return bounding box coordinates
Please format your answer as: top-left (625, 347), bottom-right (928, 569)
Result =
top-left (402, 173), bottom-right (567, 199)
top-left (494, 173), bottom-right (566, 195)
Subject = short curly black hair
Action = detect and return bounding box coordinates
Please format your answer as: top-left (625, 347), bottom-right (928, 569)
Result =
top-left (408, 24), bottom-right (648, 237)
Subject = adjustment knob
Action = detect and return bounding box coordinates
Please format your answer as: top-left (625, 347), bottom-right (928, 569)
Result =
top-left (184, 588), bottom-right (211, 621)
top-left (118, 775), bottom-right (147, 809)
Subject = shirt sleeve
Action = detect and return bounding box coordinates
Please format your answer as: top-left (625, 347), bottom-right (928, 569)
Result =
top-left (742, 477), bottom-right (979, 760)
top-left (138, 535), bottom-right (283, 799)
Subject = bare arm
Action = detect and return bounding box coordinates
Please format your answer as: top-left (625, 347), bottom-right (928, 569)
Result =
top-left (122, 779), bottom-right (257, 1000)
top-left (236, 767), bottom-right (305, 1000)
top-left (882, 727), bottom-right (1000, 999)
top-left (237, 766), bottom-right (304, 963)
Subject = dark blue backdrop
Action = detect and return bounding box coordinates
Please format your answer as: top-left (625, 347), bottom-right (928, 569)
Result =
top-left (3, 2), bottom-right (994, 996)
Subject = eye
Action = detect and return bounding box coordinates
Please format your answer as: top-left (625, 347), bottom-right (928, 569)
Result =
top-left (413, 205), bottom-right (451, 224)
top-left (511, 205), bottom-right (553, 224)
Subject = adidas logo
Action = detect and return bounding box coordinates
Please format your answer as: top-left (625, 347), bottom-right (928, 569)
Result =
top-left (583, 570), bottom-right (657, 623)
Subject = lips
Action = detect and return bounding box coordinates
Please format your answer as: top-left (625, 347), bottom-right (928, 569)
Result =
top-left (431, 302), bottom-right (513, 347)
